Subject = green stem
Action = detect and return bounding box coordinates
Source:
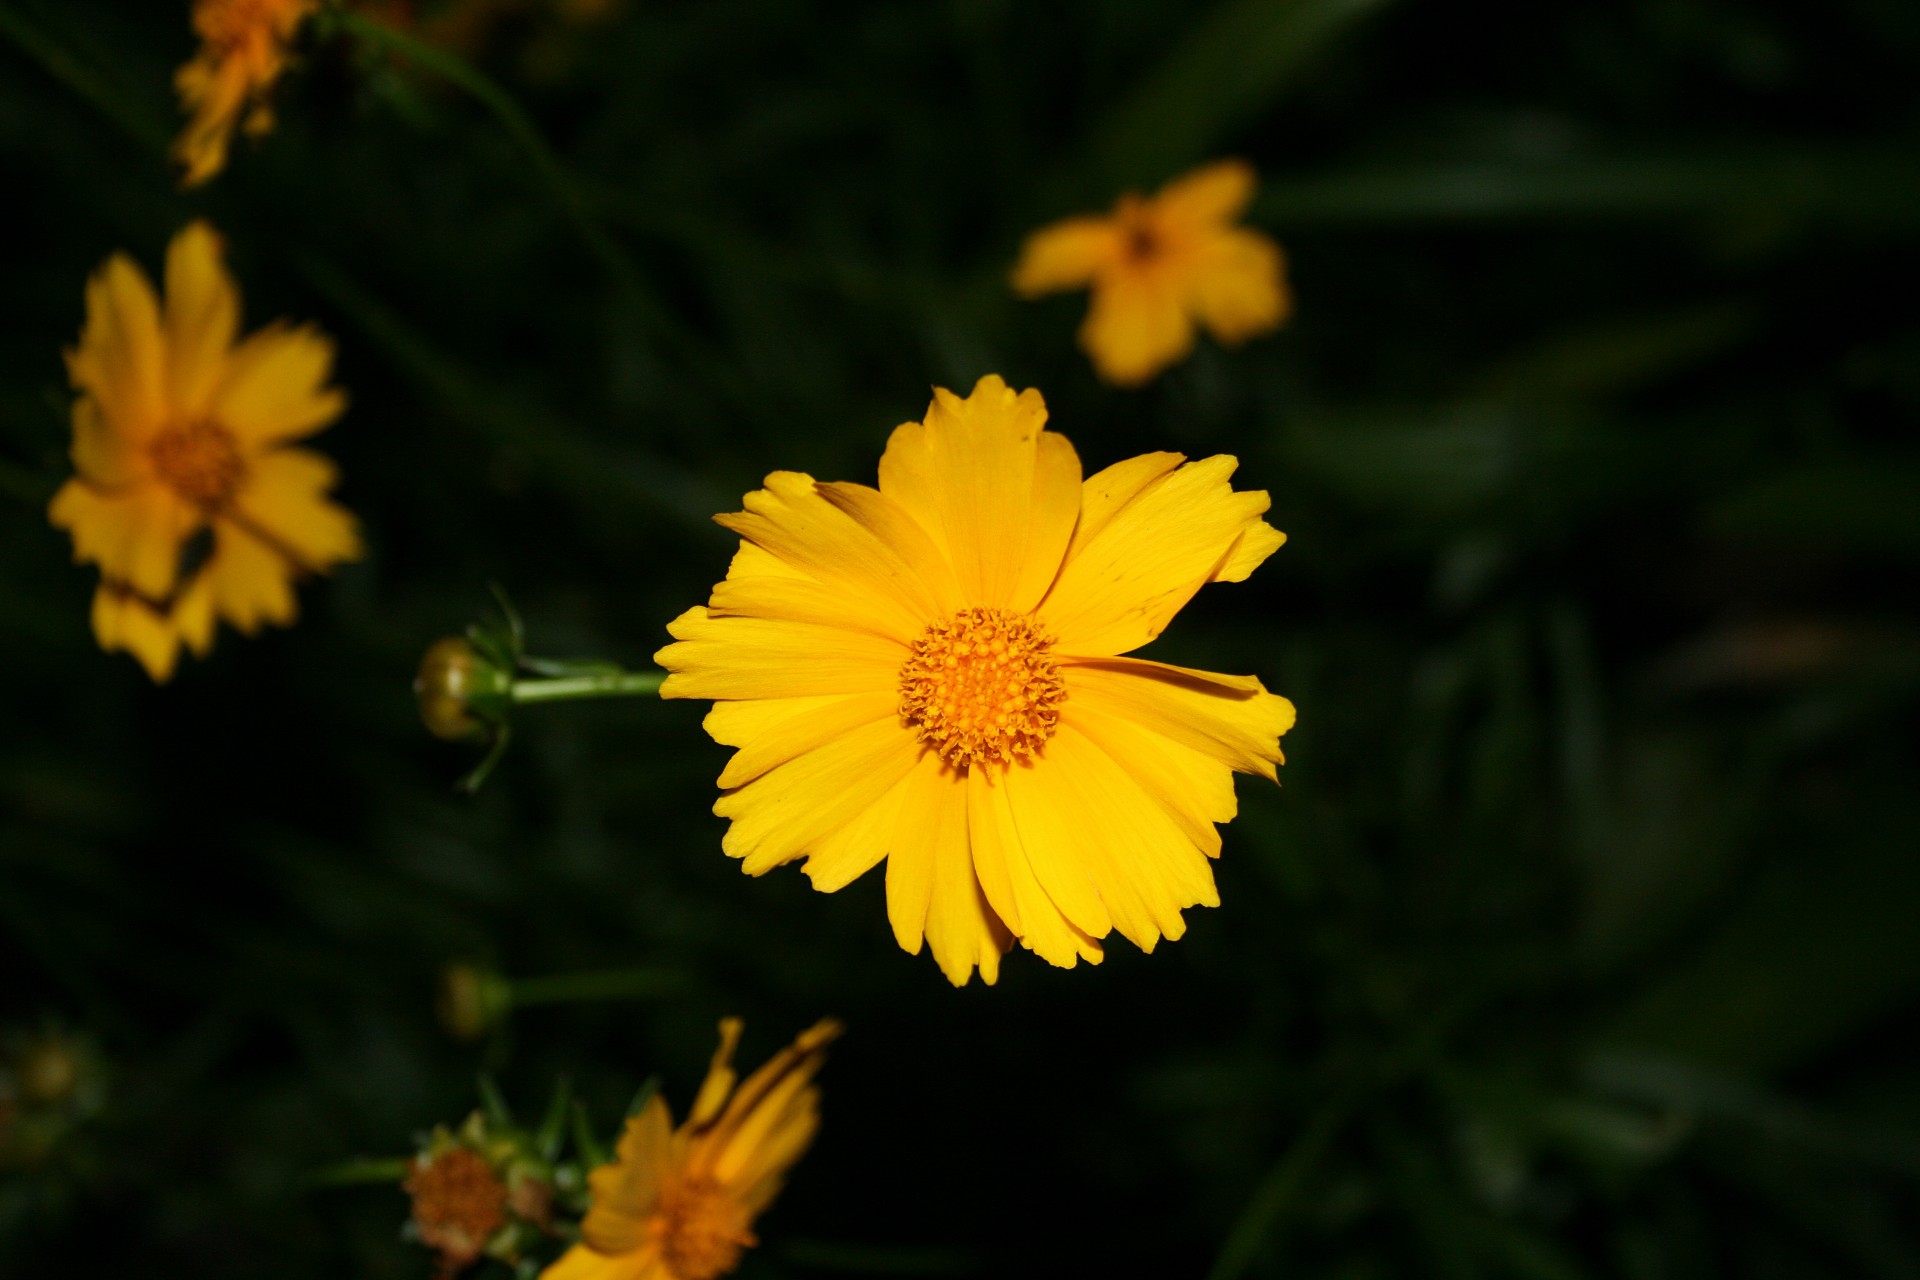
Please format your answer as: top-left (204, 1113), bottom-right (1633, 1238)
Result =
top-left (508, 670), bottom-right (665, 704)
top-left (309, 1156), bottom-right (412, 1186)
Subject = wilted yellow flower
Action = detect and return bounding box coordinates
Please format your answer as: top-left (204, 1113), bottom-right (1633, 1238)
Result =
top-left (174, 0), bottom-right (316, 187)
top-left (48, 222), bottom-right (360, 682)
top-left (657, 375), bottom-right (1294, 985)
top-left (543, 1018), bottom-right (840, 1280)
top-left (1012, 159), bottom-right (1290, 386)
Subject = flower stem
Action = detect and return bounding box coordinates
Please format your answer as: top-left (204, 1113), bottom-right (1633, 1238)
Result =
top-left (507, 670), bottom-right (665, 704)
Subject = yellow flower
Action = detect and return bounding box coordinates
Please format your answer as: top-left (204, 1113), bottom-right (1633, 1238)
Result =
top-left (543, 1018), bottom-right (841, 1280)
top-left (656, 375), bottom-right (1295, 986)
top-left (173, 0), bottom-right (316, 187)
top-left (1012, 159), bottom-right (1291, 387)
top-left (48, 222), bottom-right (360, 682)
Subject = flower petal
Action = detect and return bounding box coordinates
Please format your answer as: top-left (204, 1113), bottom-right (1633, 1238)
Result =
top-left (206, 516), bottom-right (298, 635)
top-left (1153, 158), bottom-right (1257, 228)
top-left (800, 757), bottom-right (916, 893)
top-left (582, 1095), bottom-right (674, 1253)
top-left (49, 479), bottom-right (195, 601)
top-left (1003, 723), bottom-right (1220, 951)
top-left (658, 607), bottom-right (905, 701)
top-left (715, 471), bottom-right (946, 637)
top-left (211, 322), bottom-right (346, 447)
top-left (710, 1019), bottom-right (840, 1187)
top-left (966, 767), bottom-right (1104, 969)
top-left (1011, 216), bottom-right (1122, 296)
top-left (884, 751), bottom-right (1010, 985)
top-left (713, 717), bottom-right (922, 875)
top-left (874, 375), bottom-right (1082, 611)
top-left (163, 222), bottom-right (240, 416)
top-left (711, 691), bottom-right (901, 789)
top-left (90, 587), bottom-right (186, 683)
top-left (1191, 227), bottom-right (1290, 346)
top-left (232, 447), bottom-right (361, 572)
top-left (1067, 703), bottom-right (1237, 858)
top-left (1040, 454), bottom-right (1277, 656)
top-left (1061, 657), bottom-right (1294, 781)
top-left (67, 254), bottom-right (168, 443)
top-left (1078, 271), bottom-right (1194, 387)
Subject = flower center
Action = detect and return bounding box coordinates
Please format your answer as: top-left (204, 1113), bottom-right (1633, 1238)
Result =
top-left (654, 1176), bottom-right (755, 1280)
top-left (150, 420), bottom-right (246, 510)
top-left (899, 607), bottom-right (1066, 771)
top-left (403, 1147), bottom-right (508, 1276)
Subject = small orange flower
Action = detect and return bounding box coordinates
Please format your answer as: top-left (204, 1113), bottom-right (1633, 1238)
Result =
top-left (174, 0), bottom-right (317, 187)
top-left (48, 222), bottom-right (360, 682)
top-left (406, 1146), bottom-right (511, 1278)
top-left (1013, 159), bottom-right (1291, 386)
top-left (542, 1019), bottom-right (840, 1280)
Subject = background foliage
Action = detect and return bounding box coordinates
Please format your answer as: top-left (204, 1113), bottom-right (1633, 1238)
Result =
top-left (5, 0), bottom-right (1920, 1275)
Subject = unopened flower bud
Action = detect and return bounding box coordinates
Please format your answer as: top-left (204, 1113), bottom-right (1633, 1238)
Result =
top-left (436, 963), bottom-right (511, 1042)
top-left (415, 637), bottom-right (511, 742)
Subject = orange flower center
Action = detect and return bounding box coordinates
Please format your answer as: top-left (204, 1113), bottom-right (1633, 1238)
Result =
top-left (403, 1147), bottom-right (508, 1276)
top-left (150, 421), bottom-right (246, 510)
top-left (654, 1176), bottom-right (756, 1280)
top-left (899, 607), bottom-right (1066, 771)
top-left (1115, 196), bottom-right (1163, 265)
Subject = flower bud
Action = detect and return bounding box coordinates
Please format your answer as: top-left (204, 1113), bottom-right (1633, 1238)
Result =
top-left (415, 637), bottom-right (511, 742)
top-left (436, 963), bottom-right (511, 1043)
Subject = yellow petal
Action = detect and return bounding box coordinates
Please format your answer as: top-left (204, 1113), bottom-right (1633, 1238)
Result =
top-left (715, 472), bottom-right (946, 637)
top-left (1065, 451), bottom-right (1184, 565)
top-left (163, 222), bottom-right (240, 416)
top-left (1040, 454), bottom-right (1274, 656)
top-left (1152, 158), bottom-right (1257, 228)
top-left (1191, 227), bottom-right (1289, 346)
top-left (1067, 703), bottom-right (1237, 858)
top-left (1006, 723), bottom-right (1220, 951)
top-left (703, 694), bottom-right (847, 748)
top-left (688, 1019), bottom-right (744, 1128)
top-left (211, 322), bottom-right (346, 447)
top-left (173, 56), bottom-right (248, 188)
top-left (66, 395), bottom-right (144, 489)
top-left (539, 1244), bottom-right (655, 1280)
top-left (1061, 657), bottom-right (1294, 781)
top-left (206, 515), bottom-right (298, 635)
top-left (712, 691), bottom-right (900, 789)
top-left (875, 376), bottom-right (1082, 610)
top-left (232, 447), bottom-right (361, 572)
top-left (884, 752), bottom-right (1009, 984)
top-left (1079, 271), bottom-right (1194, 387)
top-left (709, 1019), bottom-right (840, 1185)
top-left (581, 1095), bottom-right (675, 1253)
top-left (1213, 519), bottom-right (1286, 584)
top-left (799, 759), bottom-right (916, 892)
top-left (49, 480), bottom-right (194, 602)
top-left (1011, 216), bottom-right (1122, 296)
top-left (965, 767), bottom-right (1104, 969)
top-left (657, 607), bottom-right (905, 701)
top-left (813, 480), bottom-right (964, 613)
top-left (713, 717), bottom-right (922, 875)
top-left (67, 254), bottom-right (168, 442)
top-left (91, 589), bottom-right (179, 681)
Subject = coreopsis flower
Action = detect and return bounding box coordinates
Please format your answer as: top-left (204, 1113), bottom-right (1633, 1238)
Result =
top-left (174, 0), bottom-right (317, 186)
top-left (48, 222), bottom-right (360, 682)
top-left (1012, 159), bottom-right (1290, 386)
top-left (657, 375), bottom-right (1294, 985)
top-left (406, 1112), bottom-right (558, 1277)
top-left (543, 1018), bottom-right (840, 1280)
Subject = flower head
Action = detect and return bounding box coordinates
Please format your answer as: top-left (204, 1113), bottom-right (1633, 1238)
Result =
top-left (174, 0), bottom-right (316, 187)
top-left (542, 1018), bottom-right (841, 1280)
top-left (1013, 159), bottom-right (1290, 386)
top-left (406, 1110), bottom-right (558, 1278)
top-left (48, 221), bottom-right (360, 682)
top-left (657, 375), bottom-right (1295, 985)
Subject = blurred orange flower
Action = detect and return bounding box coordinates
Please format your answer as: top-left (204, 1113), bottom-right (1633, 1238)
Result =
top-left (542, 1019), bottom-right (840, 1280)
top-left (1013, 159), bottom-right (1291, 386)
top-left (656, 375), bottom-right (1294, 985)
top-left (174, 0), bottom-right (316, 187)
top-left (48, 222), bottom-right (360, 682)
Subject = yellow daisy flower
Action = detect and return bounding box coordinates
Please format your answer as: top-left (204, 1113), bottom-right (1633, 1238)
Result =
top-left (543, 1018), bottom-right (841, 1280)
top-left (174, 0), bottom-right (317, 187)
top-left (1012, 159), bottom-right (1291, 387)
top-left (656, 375), bottom-right (1295, 986)
top-left (48, 222), bottom-right (360, 682)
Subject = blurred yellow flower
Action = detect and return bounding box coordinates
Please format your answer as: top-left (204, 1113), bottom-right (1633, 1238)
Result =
top-left (174, 0), bottom-right (316, 187)
top-left (48, 222), bottom-right (360, 682)
top-left (543, 1018), bottom-right (840, 1280)
top-left (1012, 159), bottom-right (1291, 387)
top-left (656, 375), bottom-right (1294, 985)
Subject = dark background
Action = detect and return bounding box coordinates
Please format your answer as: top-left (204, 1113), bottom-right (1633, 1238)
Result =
top-left (4, 0), bottom-right (1920, 1275)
